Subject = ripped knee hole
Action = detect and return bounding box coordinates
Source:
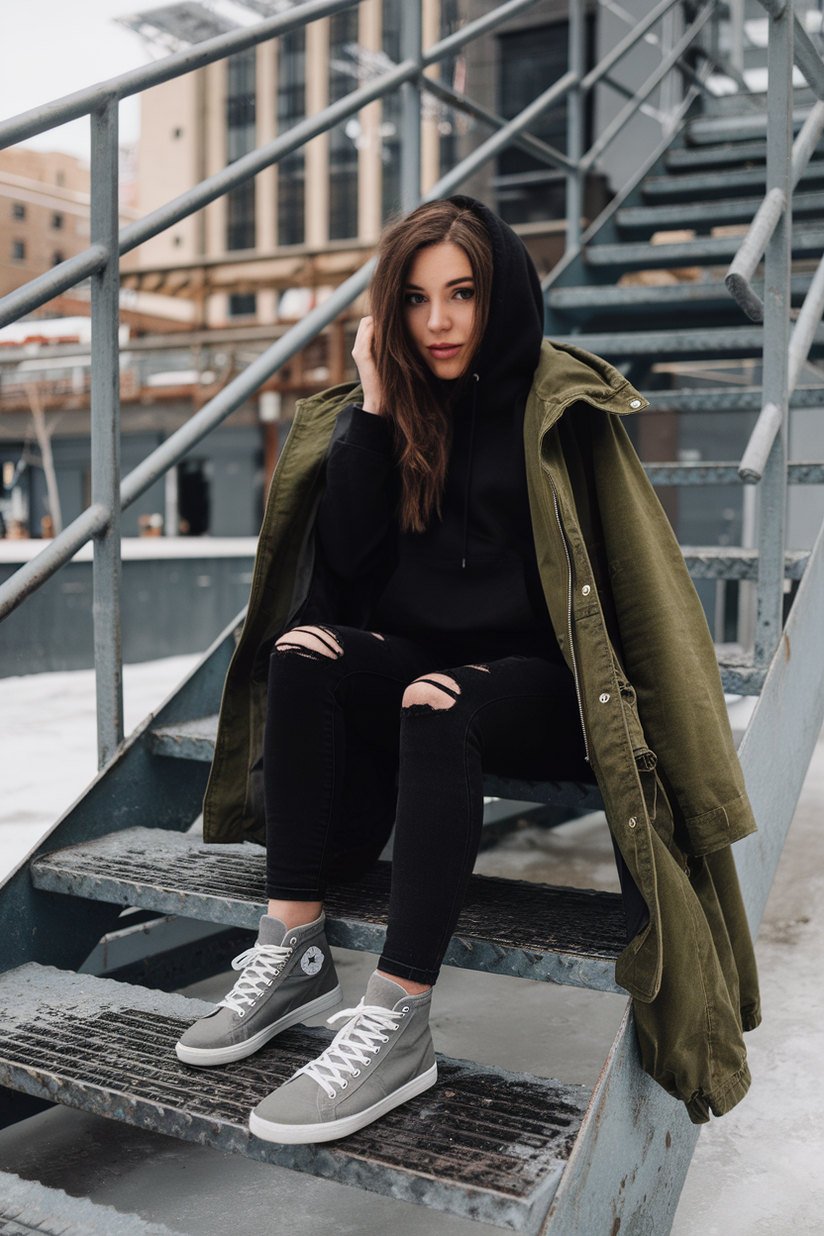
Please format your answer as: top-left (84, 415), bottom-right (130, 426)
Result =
top-left (274, 625), bottom-right (343, 661)
top-left (402, 674), bottom-right (460, 712)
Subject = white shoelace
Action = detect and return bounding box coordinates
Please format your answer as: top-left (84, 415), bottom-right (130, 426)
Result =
top-left (217, 942), bottom-right (293, 1016)
top-left (296, 1001), bottom-right (407, 1098)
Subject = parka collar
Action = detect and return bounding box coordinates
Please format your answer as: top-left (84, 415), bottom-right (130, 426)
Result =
top-left (529, 339), bottom-right (650, 433)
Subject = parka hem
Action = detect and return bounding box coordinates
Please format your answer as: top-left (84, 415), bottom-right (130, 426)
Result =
top-left (685, 1061), bottom-right (752, 1125)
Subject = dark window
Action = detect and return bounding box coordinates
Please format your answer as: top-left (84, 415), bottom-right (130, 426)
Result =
top-left (496, 22), bottom-right (594, 226)
top-left (55, 171), bottom-right (65, 186)
top-left (329, 9), bottom-right (359, 240)
top-left (173, 126), bottom-right (184, 138)
top-left (178, 460), bottom-right (210, 536)
top-left (381, 0), bottom-right (401, 221)
top-left (12, 203), bottom-right (25, 220)
top-left (229, 292), bottom-right (257, 317)
top-left (12, 240), bottom-right (25, 260)
top-left (52, 251), bottom-right (64, 266)
top-left (226, 49), bottom-right (257, 251)
top-left (278, 30), bottom-right (306, 246)
top-left (52, 212), bottom-right (64, 230)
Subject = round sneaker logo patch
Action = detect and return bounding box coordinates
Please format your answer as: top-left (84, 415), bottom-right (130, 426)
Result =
top-left (301, 946), bottom-right (324, 976)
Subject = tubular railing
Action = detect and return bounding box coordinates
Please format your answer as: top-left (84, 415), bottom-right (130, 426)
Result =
top-left (724, 0), bottom-right (824, 667)
top-left (0, 0), bottom-right (719, 764)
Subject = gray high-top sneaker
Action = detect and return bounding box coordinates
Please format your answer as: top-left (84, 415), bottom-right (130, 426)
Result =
top-left (248, 971), bottom-right (437, 1144)
top-left (175, 913), bottom-right (341, 1066)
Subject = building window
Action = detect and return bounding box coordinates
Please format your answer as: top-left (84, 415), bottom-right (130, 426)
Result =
top-left (12, 203), bottom-right (25, 221)
top-left (52, 251), bottom-right (64, 266)
top-left (226, 49), bottom-right (257, 251)
top-left (228, 292), bottom-right (257, 317)
top-left (56, 170), bottom-right (65, 187)
top-left (329, 9), bottom-right (359, 240)
top-left (278, 29), bottom-right (306, 246)
top-left (12, 240), bottom-right (25, 260)
top-left (381, 0), bottom-right (401, 221)
top-left (52, 212), bottom-right (64, 230)
top-left (496, 22), bottom-right (593, 226)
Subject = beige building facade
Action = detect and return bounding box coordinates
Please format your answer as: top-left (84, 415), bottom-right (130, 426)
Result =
top-left (0, 149), bottom-right (93, 303)
top-left (121, 0), bottom-right (587, 332)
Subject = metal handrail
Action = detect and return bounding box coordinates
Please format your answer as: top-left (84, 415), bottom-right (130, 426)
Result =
top-left (0, 0), bottom-right (719, 762)
top-left (725, 103), bottom-right (824, 324)
top-left (0, 0), bottom-right (548, 333)
top-left (0, 0), bottom-right (362, 150)
top-left (579, 2), bottom-right (715, 171)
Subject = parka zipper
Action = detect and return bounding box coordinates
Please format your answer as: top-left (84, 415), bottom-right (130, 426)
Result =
top-left (548, 472), bottom-right (590, 763)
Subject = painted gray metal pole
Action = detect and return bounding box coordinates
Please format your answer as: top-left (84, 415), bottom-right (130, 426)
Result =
top-left (566, 0), bottom-right (585, 253)
top-left (755, 0), bottom-right (792, 668)
top-left (90, 98), bottom-right (124, 768)
top-left (400, 0), bottom-right (422, 212)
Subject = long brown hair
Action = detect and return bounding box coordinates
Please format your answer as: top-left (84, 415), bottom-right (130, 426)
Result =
top-left (370, 199), bottom-right (493, 533)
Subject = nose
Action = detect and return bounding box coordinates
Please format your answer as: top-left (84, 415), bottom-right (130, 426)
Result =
top-left (427, 298), bottom-right (450, 332)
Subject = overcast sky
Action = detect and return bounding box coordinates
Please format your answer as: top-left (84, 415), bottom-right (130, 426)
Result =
top-left (0, 0), bottom-right (154, 161)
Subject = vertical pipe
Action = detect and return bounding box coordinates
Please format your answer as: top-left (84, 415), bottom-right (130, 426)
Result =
top-left (755, 1), bottom-right (792, 667)
top-left (400, 0), bottom-right (422, 212)
top-left (90, 98), bottom-right (124, 768)
top-left (566, 0), bottom-right (585, 253)
top-left (729, 0), bottom-right (745, 73)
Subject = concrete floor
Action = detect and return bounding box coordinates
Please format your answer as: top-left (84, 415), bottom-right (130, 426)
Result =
top-left (1, 732), bottom-right (823, 1234)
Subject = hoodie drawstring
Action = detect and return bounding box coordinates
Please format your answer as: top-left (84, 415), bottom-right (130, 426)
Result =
top-left (461, 373), bottom-right (480, 570)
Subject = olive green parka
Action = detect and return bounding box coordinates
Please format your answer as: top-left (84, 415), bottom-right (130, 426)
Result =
top-left (203, 338), bottom-right (761, 1124)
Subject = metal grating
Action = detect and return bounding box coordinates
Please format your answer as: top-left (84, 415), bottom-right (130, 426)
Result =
top-left (0, 966), bottom-right (591, 1233)
top-left (31, 829), bottom-right (628, 993)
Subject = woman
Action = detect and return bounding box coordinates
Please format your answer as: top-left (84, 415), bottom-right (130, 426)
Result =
top-left (177, 197), bottom-right (760, 1141)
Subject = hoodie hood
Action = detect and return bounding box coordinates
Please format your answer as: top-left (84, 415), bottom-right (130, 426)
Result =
top-left (448, 194), bottom-right (545, 415)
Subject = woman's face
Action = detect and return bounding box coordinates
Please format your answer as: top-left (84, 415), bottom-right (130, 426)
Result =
top-left (403, 242), bottom-right (476, 380)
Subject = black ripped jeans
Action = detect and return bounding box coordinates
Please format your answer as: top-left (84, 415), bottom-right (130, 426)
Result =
top-left (263, 624), bottom-right (590, 985)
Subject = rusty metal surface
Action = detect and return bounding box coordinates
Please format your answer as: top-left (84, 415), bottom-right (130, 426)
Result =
top-left (0, 1169), bottom-right (185, 1235)
top-left (0, 965), bottom-right (590, 1233)
top-left (31, 829), bottom-right (627, 994)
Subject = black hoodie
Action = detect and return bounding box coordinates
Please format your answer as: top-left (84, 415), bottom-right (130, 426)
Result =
top-left (316, 196), bottom-right (561, 665)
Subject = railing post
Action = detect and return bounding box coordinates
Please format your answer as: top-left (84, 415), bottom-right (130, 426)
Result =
top-left (90, 97), bottom-right (124, 768)
top-left (755, 0), bottom-right (792, 667)
top-left (566, 0), bottom-right (585, 252)
top-left (400, 0), bottom-right (422, 211)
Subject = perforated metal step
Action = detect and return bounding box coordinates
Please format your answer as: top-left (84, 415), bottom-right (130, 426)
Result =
top-left (584, 227), bottom-right (824, 270)
top-left (0, 966), bottom-right (591, 1234)
top-left (31, 828), bottom-right (627, 993)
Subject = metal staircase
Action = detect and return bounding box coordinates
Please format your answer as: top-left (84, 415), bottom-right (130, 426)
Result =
top-left (3, 0), bottom-right (824, 1232)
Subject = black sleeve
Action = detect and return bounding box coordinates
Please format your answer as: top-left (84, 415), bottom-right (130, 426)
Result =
top-left (316, 404), bottom-right (395, 580)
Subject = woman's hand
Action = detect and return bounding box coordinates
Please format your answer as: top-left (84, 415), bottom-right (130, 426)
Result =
top-left (351, 316), bottom-right (384, 416)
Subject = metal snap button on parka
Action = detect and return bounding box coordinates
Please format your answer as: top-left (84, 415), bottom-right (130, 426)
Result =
top-left (203, 338), bottom-right (761, 1125)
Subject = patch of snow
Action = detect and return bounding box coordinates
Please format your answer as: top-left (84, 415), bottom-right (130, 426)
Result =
top-left (0, 655), bottom-right (199, 881)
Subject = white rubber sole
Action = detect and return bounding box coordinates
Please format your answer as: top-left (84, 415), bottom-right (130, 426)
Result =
top-left (248, 1062), bottom-right (439, 1144)
top-left (175, 983), bottom-right (343, 1067)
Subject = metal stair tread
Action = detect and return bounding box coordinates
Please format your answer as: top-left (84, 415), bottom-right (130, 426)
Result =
top-left (616, 188), bottom-right (824, 231)
top-left (0, 964), bottom-right (592, 1234)
top-left (642, 159), bottom-right (824, 199)
top-left (638, 385), bottom-right (824, 412)
top-left (548, 323), bottom-right (824, 357)
top-left (584, 228), bottom-right (824, 269)
top-left (548, 273), bottom-right (813, 311)
top-left (147, 716), bottom-right (608, 814)
top-left (30, 827), bottom-right (628, 993)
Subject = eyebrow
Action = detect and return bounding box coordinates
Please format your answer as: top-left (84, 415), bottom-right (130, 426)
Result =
top-left (405, 276), bottom-right (475, 289)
